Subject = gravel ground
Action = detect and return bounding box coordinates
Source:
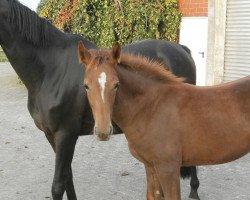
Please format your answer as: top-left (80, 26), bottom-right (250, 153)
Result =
top-left (0, 62), bottom-right (250, 200)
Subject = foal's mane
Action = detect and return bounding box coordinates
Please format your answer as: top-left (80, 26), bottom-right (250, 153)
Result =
top-left (90, 49), bottom-right (182, 83)
top-left (120, 53), bottom-right (182, 83)
top-left (8, 0), bottom-right (62, 46)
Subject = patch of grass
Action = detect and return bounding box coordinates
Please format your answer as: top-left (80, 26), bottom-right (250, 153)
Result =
top-left (0, 50), bottom-right (8, 62)
top-left (0, 48), bottom-right (22, 85)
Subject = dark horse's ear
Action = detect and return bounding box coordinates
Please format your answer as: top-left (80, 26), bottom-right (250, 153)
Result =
top-left (78, 41), bottom-right (91, 65)
top-left (112, 41), bottom-right (121, 64)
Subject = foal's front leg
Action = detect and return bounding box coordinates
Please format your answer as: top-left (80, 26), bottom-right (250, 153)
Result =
top-left (145, 164), bottom-right (162, 200)
top-left (52, 130), bottom-right (78, 200)
top-left (128, 144), bottom-right (163, 199)
top-left (154, 162), bottom-right (181, 200)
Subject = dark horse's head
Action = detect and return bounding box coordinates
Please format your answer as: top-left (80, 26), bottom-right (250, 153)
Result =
top-left (0, 0), bottom-right (51, 46)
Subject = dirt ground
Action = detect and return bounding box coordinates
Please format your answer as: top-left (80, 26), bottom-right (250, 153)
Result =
top-left (1, 62), bottom-right (250, 200)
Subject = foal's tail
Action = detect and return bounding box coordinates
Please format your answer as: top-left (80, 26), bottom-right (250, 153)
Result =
top-left (180, 166), bottom-right (192, 179)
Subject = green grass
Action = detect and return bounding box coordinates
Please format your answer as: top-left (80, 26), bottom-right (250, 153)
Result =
top-left (0, 50), bottom-right (8, 62)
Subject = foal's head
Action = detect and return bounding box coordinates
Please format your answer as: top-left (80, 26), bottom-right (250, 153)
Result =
top-left (78, 41), bottom-right (121, 141)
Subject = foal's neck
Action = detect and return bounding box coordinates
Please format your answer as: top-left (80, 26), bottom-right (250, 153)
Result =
top-left (113, 66), bottom-right (169, 136)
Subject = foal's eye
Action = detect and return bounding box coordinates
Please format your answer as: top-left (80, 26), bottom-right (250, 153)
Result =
top-left (114, 82), bottom-right (119, 90)
top-left (84, 84), bottom-right (89, 91)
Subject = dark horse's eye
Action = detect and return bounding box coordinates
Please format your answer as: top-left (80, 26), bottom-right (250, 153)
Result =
top-left (84, 84), bottom-right (89, 91)
top-left (114, 82), bottom-right (119, 90)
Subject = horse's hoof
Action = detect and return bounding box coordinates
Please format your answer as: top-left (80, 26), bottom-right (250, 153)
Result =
top-left (188, 194), bottom-right (200, 200)
top-left (188, 198), bottom-right (200, 200)
top-left (189, 191), bottom-right (200, 200)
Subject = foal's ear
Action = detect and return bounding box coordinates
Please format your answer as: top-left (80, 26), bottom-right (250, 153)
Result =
top-left (111, 41), bottom-right (121, 64)
top-left (78, 41), bottom-right (91, 65)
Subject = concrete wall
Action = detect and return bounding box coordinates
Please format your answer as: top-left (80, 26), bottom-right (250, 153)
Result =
top-left (206, 0), bottom-right (227, 85)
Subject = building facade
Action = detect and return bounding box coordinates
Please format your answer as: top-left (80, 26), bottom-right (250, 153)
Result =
top-left (207, 0), bottom-right (250, 85)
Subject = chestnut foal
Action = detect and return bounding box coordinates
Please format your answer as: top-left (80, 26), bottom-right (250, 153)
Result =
top-left (78, 41), bottom-right (250, 200)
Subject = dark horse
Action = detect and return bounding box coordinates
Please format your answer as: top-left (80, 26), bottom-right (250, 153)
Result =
top-left (0, 0), bottom-right (198, 199)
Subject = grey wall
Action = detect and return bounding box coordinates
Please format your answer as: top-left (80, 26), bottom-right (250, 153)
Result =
top-left (206, 0), bottom-right (227, 85)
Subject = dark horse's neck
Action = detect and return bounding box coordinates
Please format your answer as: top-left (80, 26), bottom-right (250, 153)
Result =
top-left (1, 0), bottom-right (95, 93)
top-left (0, 1), bottom-right (66, 92)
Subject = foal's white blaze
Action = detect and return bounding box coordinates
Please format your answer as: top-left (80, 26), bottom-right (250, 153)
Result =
top-left (98, 72), bottom-right (106, 103)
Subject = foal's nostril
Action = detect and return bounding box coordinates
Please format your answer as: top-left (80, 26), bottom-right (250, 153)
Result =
top-left (98, 133), bottom-right (111, 141)
top-left (94, 126), bottom-right (113, 141)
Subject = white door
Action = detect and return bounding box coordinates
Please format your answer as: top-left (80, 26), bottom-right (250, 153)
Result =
top-left (179, 17), bottom-right (208, 86)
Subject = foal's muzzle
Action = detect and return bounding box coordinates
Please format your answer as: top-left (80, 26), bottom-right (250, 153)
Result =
top-left (94, 125), bottom-right (113, 141)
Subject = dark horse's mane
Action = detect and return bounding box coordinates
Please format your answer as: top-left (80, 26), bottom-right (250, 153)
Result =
top-left (7, 0), bottom-right (63, 46)
top-left (120, 53), bottom-right (183, 83)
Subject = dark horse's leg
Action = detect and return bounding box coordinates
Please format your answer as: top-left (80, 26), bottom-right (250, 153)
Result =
top-left (181, 166), bottom-right (200, 199)
top-left (189, 166), bottom-right (200, 200)
top-left (65, 168), bottom-right (77, 200)
top-left (45, 130), bottom-right (78, 200)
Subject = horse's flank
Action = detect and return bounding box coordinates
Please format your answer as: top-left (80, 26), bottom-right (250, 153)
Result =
top-left (178, 77), bottom-right (250, 165)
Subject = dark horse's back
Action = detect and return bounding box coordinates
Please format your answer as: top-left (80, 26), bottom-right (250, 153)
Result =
top-left (122, 39), bottom-right (196, 85)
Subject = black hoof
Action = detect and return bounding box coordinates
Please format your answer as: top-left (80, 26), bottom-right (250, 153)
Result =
top-left (189, 189), bottom-right (200, 200)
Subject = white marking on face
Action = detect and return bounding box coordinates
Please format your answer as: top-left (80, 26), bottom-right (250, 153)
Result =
top-left (98, 72), bottom-right (106, 102)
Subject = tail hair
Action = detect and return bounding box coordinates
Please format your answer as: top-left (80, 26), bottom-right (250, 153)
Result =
top-left (180, 166), bottom-right (192, 179)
